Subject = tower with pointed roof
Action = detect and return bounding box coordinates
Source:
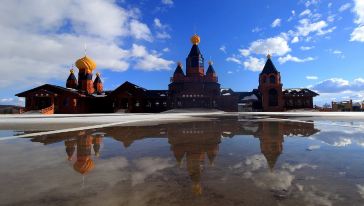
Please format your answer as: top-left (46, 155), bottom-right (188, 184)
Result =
top-left (66, 68), bottom-right (78, 89)
top-left (256, 121), bottom-right (284, 171)
top-left (168, 34), bottom-right (220, 109)
top-left (93, 73), bottom-right (103, 94)
top-left (258, 54), bottom-right (284, 111)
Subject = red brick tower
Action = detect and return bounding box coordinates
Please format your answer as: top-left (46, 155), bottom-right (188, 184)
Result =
top-left (258, 54), bottom-right (284, 111)
top-left (75, 56), bottom-right (96, 94)
top-left (93, 72), bottom-right (103, 94)
top-left (66, 68), bottom-right (78, 89)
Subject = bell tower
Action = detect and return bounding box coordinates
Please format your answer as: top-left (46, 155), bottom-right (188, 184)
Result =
top-left (258, 54), bottom-right (284, 111)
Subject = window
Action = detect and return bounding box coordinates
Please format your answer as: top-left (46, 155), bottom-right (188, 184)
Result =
top-left (269, 75), bottom-right (276, 84)
top-left (135, 101), bottom-right (140, 107)
top-left (262, 76), bottom-right (267, 84)
top-left (163, 102), bottom-right (167, 107)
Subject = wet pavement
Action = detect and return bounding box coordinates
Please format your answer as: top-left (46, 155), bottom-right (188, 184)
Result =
top-left (1, 115), bottom-right (364, 205)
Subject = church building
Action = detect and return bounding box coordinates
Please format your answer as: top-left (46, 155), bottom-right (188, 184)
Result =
top-left (16, 34), bottom-right (318, 114)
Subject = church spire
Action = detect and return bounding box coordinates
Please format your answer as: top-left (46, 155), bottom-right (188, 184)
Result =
top-left (186, 34), bottom-right (204, 77)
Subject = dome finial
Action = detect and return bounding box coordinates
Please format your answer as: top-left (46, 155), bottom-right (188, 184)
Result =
top-left (96, 72), bottom-right (100, 77)
top-left (190, 34), bottom-right (200, 45)
top-left (267, 52), bottom-right (271, 59)
top-left (208, 60), bottom-right (213, 65)
top-left (177, 61), bottom-right (183, 67)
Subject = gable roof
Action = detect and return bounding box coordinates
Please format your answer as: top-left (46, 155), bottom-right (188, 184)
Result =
top-left (16, 84), bottom-right (83, 97)
top-left (110, 81), bottom-right (148, 96)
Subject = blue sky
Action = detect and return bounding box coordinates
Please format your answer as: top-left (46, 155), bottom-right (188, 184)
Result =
top-left (0, 0), bottom-right (364, 106)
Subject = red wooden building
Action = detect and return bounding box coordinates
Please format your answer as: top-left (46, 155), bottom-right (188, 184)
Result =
top-left (16, 34), bottom-right (318, 114)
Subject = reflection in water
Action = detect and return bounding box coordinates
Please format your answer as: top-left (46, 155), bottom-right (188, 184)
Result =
top-left (29, 118), bottom-right (319, 195)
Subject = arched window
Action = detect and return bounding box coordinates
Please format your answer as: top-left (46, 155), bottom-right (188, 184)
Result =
top-left (262, 76), bottom-right (267, 84)
top-left (269, 89), bottom-right (278, 106)
top-left (269, 75), bottom-right (276, 84)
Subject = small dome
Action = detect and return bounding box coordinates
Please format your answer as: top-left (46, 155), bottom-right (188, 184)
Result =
top-left (73, 158), bottom-right (94, 175)
top-left (190, 34), bottom-right (200, 45)
top-left (75, 56), bottom-right (96, 72)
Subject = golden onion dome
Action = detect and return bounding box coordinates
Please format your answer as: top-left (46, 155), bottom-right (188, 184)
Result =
top-left (75, 56), bottom-right (96, 72)
top-left (190, 34), bottom-right (200, 45)
top-left (73, 158), bottom-right (94, 175)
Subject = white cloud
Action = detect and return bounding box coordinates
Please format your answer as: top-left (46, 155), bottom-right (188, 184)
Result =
top-left (131, 157), bottom-right (173, 186)
top-left (162, 47), bottom-right (170, 52)
top-left (296, 19), bottom-right (334, 37)
top-left (239, 49), bottom-right (250, 57)
top-left (357, 184), bottom-right (364, 199)
top-left (154, 18), bottom-right (163, 28)
top-left (226, 56), bottom-right (242, 65)
top-left (271, 18), bottom-right (281, 28)
top-left (252, 27), bottom-right (262, 33)
top-left (248, 36), bottom-right (291, 56)
top-left (311, 78), bottom-right (364, 93)
top-left (220, 45), bottom-right (227, 53)
top-left (291, 36), bottom-right (299, 43)
top-left (351, 26), bottom-right (364, 42)
top-left (243, 57), bottom-right (266, 72)
top-left (0, 98), bottom-right (14, 103)
top-left (300, 46), bottom-right (315, 50)
top-left (351, 0), bottom-right (364, 42)
top-left (132, 44), bottom-right (173, 71)
top-left (299, 9), bottom-right (312, 17)
top-left (129, 19), bottom-right (152, 41)
top-left (306, 76), bottom-right (318, 80)
top-left (153, 18), bottom-right (171, 40)
top-left (288, 10), bottom-right (296, 21)
top-left (156, 31), bottom-right (171, 39)
top-left (227, 71), bottom-right (233, 74)
top-left (328, 49), bottom-right (345, 58)
top-left (161, 0), bottom-right (173, 6)
top-left (305, 0), bottom-right (320, 8)
top-left (339, 3), bottom-right (351, 12)
top-left (278, 54), bottom-right (315, 64)
top-left (0, 0), bottom-right (173, 90)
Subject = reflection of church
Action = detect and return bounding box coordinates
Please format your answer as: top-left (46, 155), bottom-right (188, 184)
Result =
top-left (29, 119), bottom-right (319, 194)
top-left (16, 34), bottom-right (318, 114)
top-left (61, 131), bottom-right (103, 175)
